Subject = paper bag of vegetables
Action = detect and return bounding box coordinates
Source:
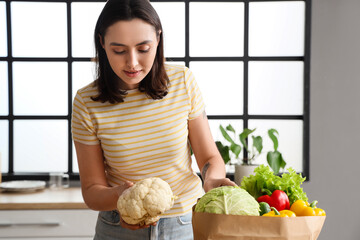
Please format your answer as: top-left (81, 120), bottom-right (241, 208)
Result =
top-left (192, 165), bottom-right (326, 240)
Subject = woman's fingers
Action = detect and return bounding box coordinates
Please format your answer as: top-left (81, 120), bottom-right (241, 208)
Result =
top-left (114, 181), bottom-right (134, 196)
top-left (203, 177), bottom-right (237, 192)
top-left (119, 217), bottom-right (157, 230)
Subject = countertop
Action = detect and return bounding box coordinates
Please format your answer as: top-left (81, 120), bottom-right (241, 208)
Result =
top-left (0, 187), bottom-right (88, 210)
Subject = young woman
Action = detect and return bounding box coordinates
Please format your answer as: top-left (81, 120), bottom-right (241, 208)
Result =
top-left (71, 0), bottom-right (235, 239)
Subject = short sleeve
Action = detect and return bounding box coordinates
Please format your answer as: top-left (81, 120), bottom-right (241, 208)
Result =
top-left (71, 91), bottom-right (100, 145)
top-left (184, 67), bottom-right (206, 120)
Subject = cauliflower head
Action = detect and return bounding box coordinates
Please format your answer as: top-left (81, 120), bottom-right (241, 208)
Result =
top-left (117, 177), bottom-right (176, 226)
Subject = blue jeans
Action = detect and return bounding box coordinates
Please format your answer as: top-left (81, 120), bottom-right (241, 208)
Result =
top-left (94, 210), bottom-right (193, 240)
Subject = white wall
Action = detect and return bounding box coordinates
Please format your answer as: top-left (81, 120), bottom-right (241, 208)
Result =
top-left (304, 0), bottom-right (360, 239)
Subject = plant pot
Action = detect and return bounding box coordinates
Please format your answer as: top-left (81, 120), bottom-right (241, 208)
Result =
top-left (234, 164), bottom-right (258, 185)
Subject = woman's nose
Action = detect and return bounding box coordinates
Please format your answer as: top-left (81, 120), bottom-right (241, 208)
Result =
top-left (127, 50), bottom-right (138, 69)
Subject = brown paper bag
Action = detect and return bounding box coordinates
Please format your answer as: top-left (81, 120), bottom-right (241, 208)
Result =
top-left (192, 210), bottom-right (326, 240)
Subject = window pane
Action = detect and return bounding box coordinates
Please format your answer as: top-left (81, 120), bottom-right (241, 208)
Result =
top-left (210, 119), bottom-right (243, 172)
top-left (72, 61), bottom-right (96, 99)
top-left (248, 120), bottom-right (303, 172)
top-left (0, 61), bottom-right (8, 115)
top-left (152, 2), bottom-right (185, 58)
top-left (190, 61), bottom-right (243, 115)
top-left (0, 1), bottom-right (7, 57)
top-left (71, 2), bottom-right (105, 58)
top-left (190, 2), bottom-right (244, 57)
top-left (13, 62), bottom-right (68, 115)
top-left (11, 2), bottom-right (67, 57)
top-left (0, 120), bottom-right (9, 173)
top-left (209, 120), bottom-right (243, 145)
top-left (14, 120), bottom-right (68, 172)
top-left (248, 61), bottom-right (304, 115)
top-left (249, 1), bottom-right (305, 56)
top-left (166, 61), bottom-right (185, 67)
top-left (191, 119), bottom-right (244, 174)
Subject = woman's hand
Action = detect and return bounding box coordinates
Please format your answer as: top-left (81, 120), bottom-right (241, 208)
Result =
top-left (119, 217), bottom-right (157, 230)
top-left (113, 180), bottom-right (134, 197)
top-left (203, 177), bottom-right (237, 193)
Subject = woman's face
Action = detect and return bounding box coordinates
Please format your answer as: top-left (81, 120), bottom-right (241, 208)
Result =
top-left (102, 18), bottom-right (159, 90)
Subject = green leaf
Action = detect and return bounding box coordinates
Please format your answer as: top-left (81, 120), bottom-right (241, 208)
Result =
top-left (279, 153), bottom-right (286, 169)
top-left (226, 124), bottom-right (236, 134)
top-left (268, 129), bottom-right (279, 151)
top-left (252, 136), bottom-right (263, 154)
top-left (266, 151), bottom-right (286, 174)
top-left (220, 125), bottom-right (234, 144)
top-left (230, 143), bottom-right (242, 159)
top-left (241, 165), bottom-right (307, 205)
top-left (280, 168), bottom-right (307, 205)
top-left (239, 128), bottom-right (256, 150)
top-left (216, 141), bottom-right (231, 164)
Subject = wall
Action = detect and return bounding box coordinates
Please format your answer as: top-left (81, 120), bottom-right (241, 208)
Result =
top-left (304, 0), bottom-right (360, 239)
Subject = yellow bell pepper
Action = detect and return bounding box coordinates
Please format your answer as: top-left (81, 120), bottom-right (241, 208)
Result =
top-left (263, 207), bottom-right (296, 217)
top-left (314, 208), bottom-right (326, 216)
top-left (290, 200), bottom-right (326, 216)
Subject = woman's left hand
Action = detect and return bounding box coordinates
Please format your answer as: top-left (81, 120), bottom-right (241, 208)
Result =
top-left (203, 177), bottom-right (237, 193)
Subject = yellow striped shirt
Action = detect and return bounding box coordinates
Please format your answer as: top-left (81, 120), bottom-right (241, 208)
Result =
top-left (71, 64), bottom-right (205, 217)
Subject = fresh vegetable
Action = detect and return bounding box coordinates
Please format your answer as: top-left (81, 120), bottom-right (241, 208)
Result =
top-left (290, 200), bottom-right (326, 216)
top-left (257, 190), bottom-right (290, 211)
top-left (194, 186), bottom-right (260, 216)
top-left (241, 165), bottom-right (308, 205)
top-left (259, 202), bottom-right (271, 216)
top-left (263, 207), bottom-right (296, 217)
top-left (117, 177), bottom-right (176, 226)
top-left (314, 208), bottom-right (326, 216)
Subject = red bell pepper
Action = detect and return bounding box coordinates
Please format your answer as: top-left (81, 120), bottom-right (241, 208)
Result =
top-left (257, 190), bottom-right (290, 211)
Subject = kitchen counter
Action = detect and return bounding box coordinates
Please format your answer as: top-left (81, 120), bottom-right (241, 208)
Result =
top-left (0, 187), bottom-right (88, 210)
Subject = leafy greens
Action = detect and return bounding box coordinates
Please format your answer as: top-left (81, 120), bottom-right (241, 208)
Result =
top-left (240, 165), bottom-right (308, 205)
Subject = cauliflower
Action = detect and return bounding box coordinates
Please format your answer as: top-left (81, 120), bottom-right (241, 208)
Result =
top-left (117, 177), bottom-right (176, 226)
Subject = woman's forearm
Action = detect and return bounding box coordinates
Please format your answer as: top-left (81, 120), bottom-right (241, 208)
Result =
top-left (201, 157), bottom-right (236, 192)
top-left (74, 142), bottom-right (133, 211)
top-left (201, 156), bottom-right (226, 181)
top-left (82, 184), bottom-right (119, 211)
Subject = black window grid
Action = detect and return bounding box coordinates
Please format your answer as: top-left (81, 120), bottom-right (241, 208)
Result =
top-left (0, 0), bottom-right (311, 181)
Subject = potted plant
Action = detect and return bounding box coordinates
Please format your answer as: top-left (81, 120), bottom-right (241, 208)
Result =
top-left (215, 124), bottom-right (286, 184)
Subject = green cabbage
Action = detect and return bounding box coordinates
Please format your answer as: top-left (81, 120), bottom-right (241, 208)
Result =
top-left (194, 186), bottom-right (260, 216)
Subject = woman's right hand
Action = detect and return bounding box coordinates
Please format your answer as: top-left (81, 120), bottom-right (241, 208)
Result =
top-left (119, 217), bottom-right (157, 230)
top-left (114, 180), bottom-right (134, 197)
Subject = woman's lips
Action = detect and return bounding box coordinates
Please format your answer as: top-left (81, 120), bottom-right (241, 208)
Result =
top-left (124, 70), bottom-right (141, 78)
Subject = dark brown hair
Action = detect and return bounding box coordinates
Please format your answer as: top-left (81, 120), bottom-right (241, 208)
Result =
top-left (92, 0), bottom-right (169, 103)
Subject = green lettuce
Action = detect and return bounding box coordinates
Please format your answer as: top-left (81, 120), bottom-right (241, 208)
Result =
top-left (194, 186), bottom-right (260, 216)
top-left (241, 165), bottom-right (308, 205)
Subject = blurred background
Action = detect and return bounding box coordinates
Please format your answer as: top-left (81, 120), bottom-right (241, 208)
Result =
top-left (0, 0), bottom-right (359, 239)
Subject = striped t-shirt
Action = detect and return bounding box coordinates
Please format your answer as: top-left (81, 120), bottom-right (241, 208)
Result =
top-left (71, 64), bottom-right (205, 217)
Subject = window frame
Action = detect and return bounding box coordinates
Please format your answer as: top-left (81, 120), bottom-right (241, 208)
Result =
top-left (0, 0), bottom-right (311, 181)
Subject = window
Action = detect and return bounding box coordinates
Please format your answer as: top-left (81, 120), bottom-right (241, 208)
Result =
top-left (0, 0), bottom-right (311, 180)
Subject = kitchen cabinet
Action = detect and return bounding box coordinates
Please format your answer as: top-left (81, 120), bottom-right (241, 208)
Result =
top-left (0, 187), bottom-right (98, 239)
top-left (2, 239), bottom-right (91, 240)
top-left (0, 209), bottom-right (97, 239)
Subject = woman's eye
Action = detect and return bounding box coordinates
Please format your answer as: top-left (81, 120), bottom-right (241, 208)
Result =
top-left (114, 50), bottom-right (125, 55)
top-left (138, 48), bottom-right (150, 53)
